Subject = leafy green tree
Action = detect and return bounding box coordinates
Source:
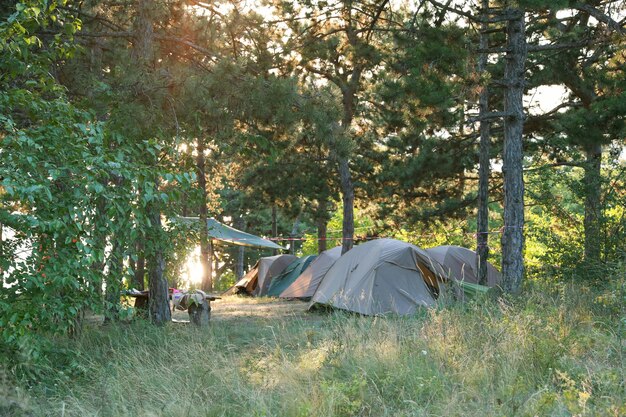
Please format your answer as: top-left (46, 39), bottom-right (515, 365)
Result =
top-left (525, 1), bottom-right (626, 270)
top-left (273, 0), bottom-right (397, 254)
top-left (0, 0), bottom-right (132, 370)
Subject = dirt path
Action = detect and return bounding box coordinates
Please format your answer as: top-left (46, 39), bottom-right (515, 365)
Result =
top-left (171, 296), bottom-right (311, 322)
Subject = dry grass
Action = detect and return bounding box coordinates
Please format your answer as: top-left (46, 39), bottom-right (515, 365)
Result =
top-left (11, 284), bottom-right (626, 417)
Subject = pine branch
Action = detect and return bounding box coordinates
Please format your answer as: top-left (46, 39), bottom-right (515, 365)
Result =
top-left (467, 111), bottom-right (514, 122)
top-left (425, 0), bottom-right (522, 23)
top-left (574, 3), bottom-right (626, 35)
top-left (47, 30), bottom-right (219, 62)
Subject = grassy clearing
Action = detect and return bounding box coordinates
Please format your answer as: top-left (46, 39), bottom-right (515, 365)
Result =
top-left (8, 286), bottom-right (626, 417)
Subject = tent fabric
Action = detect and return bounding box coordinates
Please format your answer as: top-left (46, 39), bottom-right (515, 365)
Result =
top-left (254, 254), bottom-right (298, 296)
top-left (267, 255), bottom-right (317, 297)
top-left (279, 246), bottom-right (343, 299)
top-left (425, 245), bottom-right (502, 287)
top-left (223, 260), bottom-right (261, 295)
top-left (309, 239), bottom-right (448, 316)
top-left (175, 217), bottom-right (285, 250)
top-left (224, 254), bottom-right (297, 296)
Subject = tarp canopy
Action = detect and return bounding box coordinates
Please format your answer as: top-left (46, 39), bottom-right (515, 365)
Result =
top-left (310, 239), bottom-right (448, 316)
top-left (425, 245), bottom-right (502, 287)
top-left (267, 255), bottom-right (317, 297)
top-left (280, 246), bottom-right (343, 299)
top-left (175, 217), bottom-right (285, 250)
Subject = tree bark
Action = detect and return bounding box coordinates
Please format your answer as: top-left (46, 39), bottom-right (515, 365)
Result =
top-left (105, 174), bottom-right (127, 321)
top-left (90, 187), bottom-right (107, 296)
top-left (316, 199), bottom-right (328, 254)
top-left (196, 138), bottom-right (213, 292)
top-left (583, 143), bottom-right (602, 264)
top-left (147, 191), bottom-right (171, 325)
top-left (104, 233), bottom-right (124, 322)
top-left (271, 204), bottom-right (278, 255)
top-left (135, 0), bottom-right (170, 324)
top-left (133, 241), bottom-right (145, 290)
top-left (0, 221), bottom-right (3, 284)
top-left (289, 215), bottom-right (301, 255)
top-left (338, 86), bottom-right (357, 255)
top-left (235, 217), bottom-right (245, 279)
top-left (212, 242), bottom-right (219, 288)
top-left (501, 9), bottom-right (526, 294)
top-left (338, 157), bottom-right (355, 254)
top-left (476, 0), bottom-right (491, 286)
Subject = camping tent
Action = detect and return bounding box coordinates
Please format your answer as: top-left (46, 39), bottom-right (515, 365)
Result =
top-left (225, 254), bottom-right (297, 296)
top-left (267, 255), bottom-right (317, 297)
top-left (255, 254), bottom-right (298, 296)
top-left (279, 246), bottom-right (343, 299)
top-left (309, 239), bottom-right (448, 316)
top-left (425, 245), bottom-right (502, 287)
top-left (175, 217), bottom-right (285, 250)
top-left (223, 260), bottom-right (261, 295)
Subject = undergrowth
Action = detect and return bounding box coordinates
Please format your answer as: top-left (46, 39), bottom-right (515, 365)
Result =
top-left (4, 281), bottom-right (625, 417)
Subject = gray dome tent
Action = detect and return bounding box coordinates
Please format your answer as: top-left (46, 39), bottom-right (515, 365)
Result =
top-left (279, 246), bottom-right (343, 299)
top-left (225, 254), bottom-right (297, 296)
top-left (425, 245), bottom-right (502, 287)
top-left (309, 239), bottom-right (447, 316)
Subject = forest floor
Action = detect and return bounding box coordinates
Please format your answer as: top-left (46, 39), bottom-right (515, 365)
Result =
top-left (172, 296), bottom-right (311, 322)
top-left (7, 287), bottom-right (626, 417)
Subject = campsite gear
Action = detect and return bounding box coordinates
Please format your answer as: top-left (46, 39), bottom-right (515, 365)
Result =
top-left (177, 290), bottom-right (211, 326)
top-left (175, 217), bottom-right (285, 250)
top-left (266, 255), bottom-right (317, 297)
top-left (309, 239), bottom-right (448, 316)
top-left (280, 246), bottom-right (343, 299)
top-left (123, 290), bottom-right (220, 325)
top-left (455, 280), bottom-right (493, 299)
top-left (223, 263), bottom-right (259, 295)
top-left (225, 254), bottom-right (298, 296)
top-left (425, 245), bottom-right (502, 287)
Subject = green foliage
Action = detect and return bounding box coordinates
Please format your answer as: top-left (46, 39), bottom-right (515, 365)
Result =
top-left (525, 159), bottom-right (626, 282)
top-left (301, 205), bottom-right (375, 255)
top-left (0, 0), bottom-right (198, 374)
top-left (1, 0), bottom-right (625, 397)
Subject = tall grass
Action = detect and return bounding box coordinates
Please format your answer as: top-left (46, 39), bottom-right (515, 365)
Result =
top-left (10, 282), bottom-right (626, 417)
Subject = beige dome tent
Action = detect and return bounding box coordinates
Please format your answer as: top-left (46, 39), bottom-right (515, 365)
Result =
top-left (225, 254), bottom-right (297, 296)
top-left (309, 239), bottom-right (447, 316)
top-left (425, 245), bottom-right (502, 287)
top-left (279, 246), bottom-right (343, 299)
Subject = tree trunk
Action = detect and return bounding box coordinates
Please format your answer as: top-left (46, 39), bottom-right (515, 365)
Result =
top-left (197, 138), bottom-right (213, 292)
top-left (501, 9), bottom-right (527, 294)
top-left (271, 205), bottom-right (278, 255)
top-left (583, 143), bottom-right (602, 265)
top-left (338, 158), bottom-right (355, 254)
top-left (135, 0), bottom-right (170, 324)
top-left (338, 88), bottom-right (356, 255)
top-left (181, 190), bottom-right (189, 217)
top-left (147, 192), bottom-right (171, 325)
top-left (0, 221), bottom-right (3, 284)
top-left (212, 242), bottom-right (219, 287)
top-left (290, 215), bottom-right (301, 255)
top-left (317, 199), bottom-right (328, 254)
top-left (476, 0), bottom-right (491, 286)
top-left (133, 241), bottom-right (146, 290)
top-left (90, 189), bottom-right (107, 296)
top-left (235, 217), bottom-right (245, 279)
top-left (188, 299), bottom-right (210, 326)
top-left (105, 175), bottom-right (127, 321)
top-left (104, 234), bottom-right (124, 322)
